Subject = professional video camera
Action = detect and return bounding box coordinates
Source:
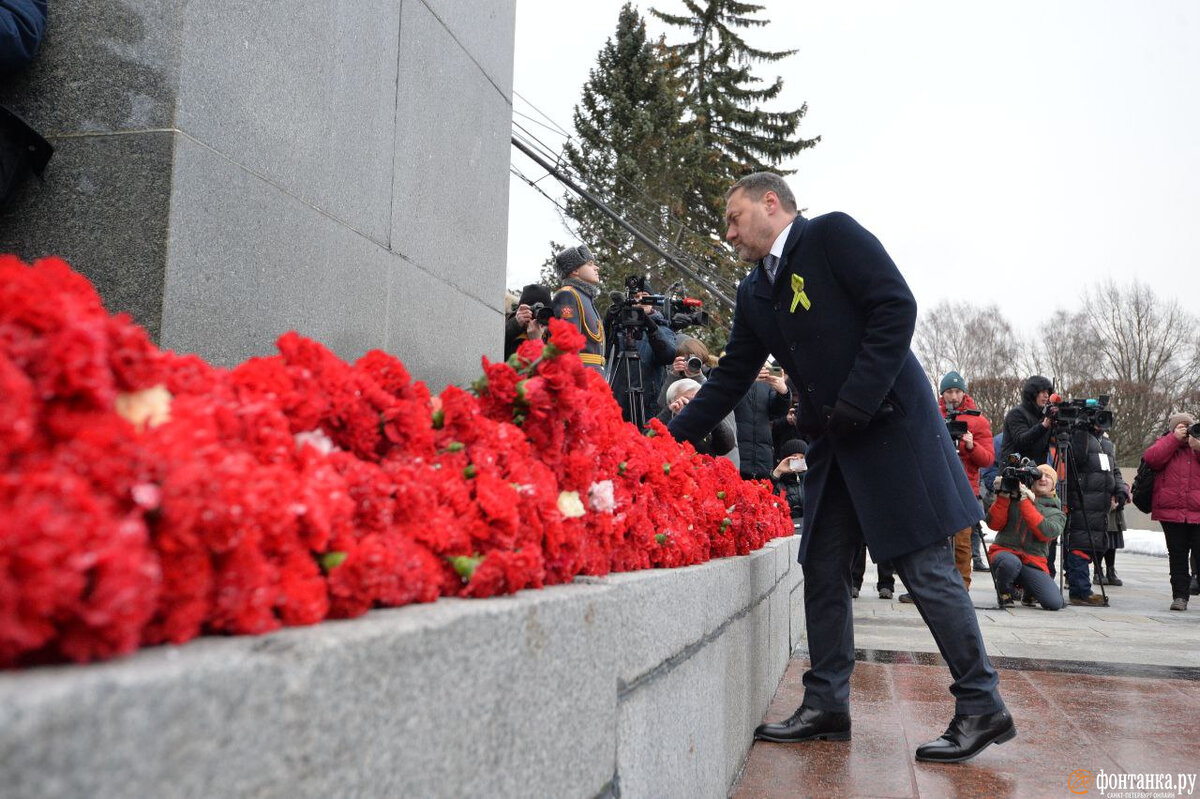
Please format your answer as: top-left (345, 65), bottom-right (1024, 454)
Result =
top-left (999, 454), bottom-right (1043, 495)
top-left (1043, 393), bottom-right (1114, 431)
top-left (610, 275), bottom-right (710, 333)
top-left (945, 406), bottom-right (981, 441)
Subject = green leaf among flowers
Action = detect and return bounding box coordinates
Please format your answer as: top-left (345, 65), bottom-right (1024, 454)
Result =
top-left (319, 551), bottom-right (348, 572)
top-left (448, 554), bottom-right (484, 581)
top-left (654, 533), bottom-right (668, 545)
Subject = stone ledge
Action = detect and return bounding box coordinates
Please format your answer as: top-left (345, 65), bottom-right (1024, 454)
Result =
top-left (0, 537), bottom-right (800, 799)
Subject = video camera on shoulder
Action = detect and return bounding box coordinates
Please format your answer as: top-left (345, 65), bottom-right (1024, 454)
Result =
top-left (1043, 393), bottom-right (1114, 432)
top-left (945, 407), bottom-right (981, 441)
top-left (999, 453), bottom-right (1042, 495)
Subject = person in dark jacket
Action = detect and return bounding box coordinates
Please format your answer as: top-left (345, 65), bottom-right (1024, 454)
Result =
top-left (1000, 376), bottom-right (1054, 465)
top-left (986, 464), bottom-right (1065, 610)
top-left (504, 284), bottom-right (552, 360)
top-left (735, 363), bottom-right (791, 480)
top-left (771, 438), bottom-right (808, 527)
top-left (1143, 412), bottom-right (1200, 611)
top-left (605, 290), bottom-right (677, 427)
top-left (1094, 435), bottom-right (1129, 587)
top-left (668, 172), bottom-right (1011, 764)
top-left (1060, 423), bottom-right (1115, 606)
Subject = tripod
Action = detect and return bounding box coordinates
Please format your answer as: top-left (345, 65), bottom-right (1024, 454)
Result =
top-left (606, 322), bottom-right (648, 429)
top-left (1051, 427), bottom-right (1110, 606)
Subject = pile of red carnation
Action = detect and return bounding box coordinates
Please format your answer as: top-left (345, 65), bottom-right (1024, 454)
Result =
top-left (0, 256), bottom-right (792, 668)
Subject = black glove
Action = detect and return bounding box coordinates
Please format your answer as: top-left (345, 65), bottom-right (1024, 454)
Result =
top-left (826, 399), bottom-right (872, 438)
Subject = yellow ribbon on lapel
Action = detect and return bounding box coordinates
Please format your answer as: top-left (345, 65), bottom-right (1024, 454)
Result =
top-left (790, 274), bottom-right (811, 312)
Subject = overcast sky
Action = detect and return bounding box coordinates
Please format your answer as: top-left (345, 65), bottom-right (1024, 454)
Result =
top-left (506, 1), bottom-right (1198, 333)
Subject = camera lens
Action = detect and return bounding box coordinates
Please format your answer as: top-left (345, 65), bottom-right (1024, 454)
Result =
top-left (686, 356), bottom-right (703, 373)
top-left (1189, 422), bottom-right (1200, 439)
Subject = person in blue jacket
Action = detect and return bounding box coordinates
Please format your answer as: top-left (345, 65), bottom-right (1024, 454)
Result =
top-left (667, 172), bottom-right (1013, 764)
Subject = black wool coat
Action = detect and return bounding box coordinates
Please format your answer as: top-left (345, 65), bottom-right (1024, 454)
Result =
top-left (668, 213), bottom-right (980, 563)
top-left (1063, 429), bottom-right (1117, 553)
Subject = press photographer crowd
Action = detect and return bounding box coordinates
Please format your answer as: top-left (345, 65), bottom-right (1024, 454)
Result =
top-left (506, 245), bottom-right (1200, 615)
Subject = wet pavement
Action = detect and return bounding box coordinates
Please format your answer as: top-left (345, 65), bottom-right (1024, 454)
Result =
top-left (733, 551), bottom-right (1200, 798)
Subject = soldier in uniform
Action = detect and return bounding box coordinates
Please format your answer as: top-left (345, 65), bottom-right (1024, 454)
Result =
top-left (552, 244), bottom-right (605, 373)
top-left (668, 172), bottom-right (1013, 764)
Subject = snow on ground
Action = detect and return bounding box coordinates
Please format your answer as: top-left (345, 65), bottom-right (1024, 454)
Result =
top-left (982, 526), bottom-right (1167, 557)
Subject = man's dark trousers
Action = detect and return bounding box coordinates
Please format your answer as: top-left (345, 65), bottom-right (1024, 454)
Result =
top-left (801, 461), bottom-right (1005, 715)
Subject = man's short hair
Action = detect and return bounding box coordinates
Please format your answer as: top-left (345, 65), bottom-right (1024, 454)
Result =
top-left (726, 172), bottom-right (797, 213)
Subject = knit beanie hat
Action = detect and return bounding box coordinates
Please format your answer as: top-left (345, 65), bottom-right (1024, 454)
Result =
top-left (666, 378), bottom-right (701, 405)
top-left (781, 439), bottom-right (808, 457)
top-left (939, 370), bottom-right (967, 394)
top-left (554, 244), bottom-right (594, 279)
top-left (1167, 412), bottom-right (1195, 430)
top-left (518, 283), bottom-right (552, 308)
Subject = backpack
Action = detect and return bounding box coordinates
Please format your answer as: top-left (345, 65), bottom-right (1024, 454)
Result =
top-left (1130, 458), bottom-right (1156, 514)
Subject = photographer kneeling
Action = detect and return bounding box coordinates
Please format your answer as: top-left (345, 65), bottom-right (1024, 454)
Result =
top-left (987, 464), bottom-right (1065, 610)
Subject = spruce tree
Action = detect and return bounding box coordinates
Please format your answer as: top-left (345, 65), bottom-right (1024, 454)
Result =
top-left (651, 0), bottom-right (820, 231)
top-left (557, 3), bottom-right (694, 306)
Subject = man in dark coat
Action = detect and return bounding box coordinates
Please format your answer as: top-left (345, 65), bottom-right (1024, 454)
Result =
top-left (668, 172), bottom-right (1013, 763)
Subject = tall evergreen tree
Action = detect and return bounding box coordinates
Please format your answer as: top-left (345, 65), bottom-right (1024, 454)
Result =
top-left (651, 0), bottom-right (820, 231)
top-left (557, 3), bottom-right (695, 307)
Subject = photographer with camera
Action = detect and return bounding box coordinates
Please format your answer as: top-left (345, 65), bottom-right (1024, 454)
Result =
top-left (939, 370), bottom-right (994, 580)
top-left (986, 463), bottom-right (1065, 610)
top-left (735, 361), bottom-right (792, 481)
top-left (659, 337), bottom-right (713, 408)
top-left (604, 280), bottom-right (677, 426)
top-left (551, 244), bottom-right (605, 373)
top-left (1141, 412), bottom-right (1200, 611)
top-left (1000, 376), bottom-right (1055, 465)
top-left (504, 284), bottom-right (553, 360)
top-left (771, 438), bottom-right (808, 528)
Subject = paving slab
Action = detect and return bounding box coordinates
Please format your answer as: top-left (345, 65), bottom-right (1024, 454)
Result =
top-left (734, 551), bottom-right (1200, 797)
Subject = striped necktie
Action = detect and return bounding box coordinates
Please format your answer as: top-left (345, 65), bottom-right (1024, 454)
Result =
top-left (763, 253), bottom-right (779, 283)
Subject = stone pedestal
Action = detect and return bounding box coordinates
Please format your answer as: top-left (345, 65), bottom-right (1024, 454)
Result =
top-left (0, 0), bottom-right (514, 390)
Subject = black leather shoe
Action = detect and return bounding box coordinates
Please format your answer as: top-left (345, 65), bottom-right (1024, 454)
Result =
top-left (915, 709), bottom-right (1016, 763)
top-left (754, 705), bottom-right (851, 743)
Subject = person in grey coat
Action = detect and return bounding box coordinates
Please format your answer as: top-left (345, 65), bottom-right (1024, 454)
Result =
top-left (667, 172), bottom-right (1012, 764)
